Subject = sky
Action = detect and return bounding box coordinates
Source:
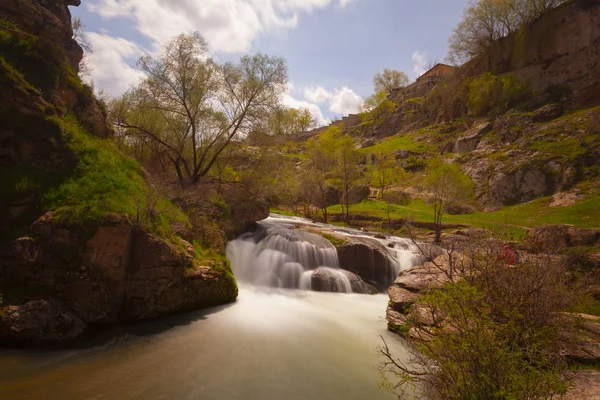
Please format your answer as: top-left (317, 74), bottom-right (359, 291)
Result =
top-left (71, 0), bottom-right (470, 126)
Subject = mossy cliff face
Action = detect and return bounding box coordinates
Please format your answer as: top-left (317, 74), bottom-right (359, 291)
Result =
top-left (0, 0), bottom-right (238, 347)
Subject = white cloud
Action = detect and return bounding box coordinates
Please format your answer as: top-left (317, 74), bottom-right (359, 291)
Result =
top-left (328, 87), bottom-right (363, 115)
top-left (303, 85), bottom-right (333, 104)
top-left (88, 0), bottom-right (354, 54)
top-left (84, 0), bottom-right (357, 96)
top-left (412, 50), bottom-right (428, 77)
top-left (85, 32), bottom-right (144, 96)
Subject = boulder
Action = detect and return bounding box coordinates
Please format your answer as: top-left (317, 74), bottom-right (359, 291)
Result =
top-left (388, 286), bottom-right (419, 312)
top-left (454, 121), bottom-right (492, 153)
top-left (532, 103), bottom-right (562, 123)
top-left (560, 317), bottom-right (600, 365)
top-left (361, 139), bottom-right (376, 149)
top-left (310, 267), bottom-right (377, 294)
top-left (563, 370), bottom-right (600, 400)
top-left (393, 149), bottom-right (415, 159)
top-left (335, 236), bottom-right (398, 290)
top-left (394, 254), bottom-right (464, 292)
top-left (348, 185), bottom-right (370, 204)
top-left (0, 299), bottom-right (86, 347)
top-left (386, 306), bottom-right (409, 333)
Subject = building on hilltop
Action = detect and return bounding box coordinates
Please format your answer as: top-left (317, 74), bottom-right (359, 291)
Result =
top-left (390, 63), bottom-right (457, 102)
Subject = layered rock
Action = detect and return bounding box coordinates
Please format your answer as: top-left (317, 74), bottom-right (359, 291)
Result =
top-left (1, 213), bottom-right (237, 346)
top-left (526, 225), bottom-right (600, 251)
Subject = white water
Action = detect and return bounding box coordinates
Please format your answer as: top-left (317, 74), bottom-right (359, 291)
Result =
top-left (231, 214), bottom-right (422, 292)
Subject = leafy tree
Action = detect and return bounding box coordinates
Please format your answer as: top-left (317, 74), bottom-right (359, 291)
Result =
top-left (72, 17), bottom-right (91, 77)
top-left (422, 162), bottom-right (473, 243)
top-left (373, 69), bottom-right (410, 95)
top-left (267, 107), bottom-right (317, 136)
top-left (467, 72), bottom-right (528, 116)
top-left (301, 126), bottom-right (341, 222)
top-left (110, 33), bottom-right (287, 185)
top-left (334, 135), bottom-right (361, 222)
top-left (367, 149), bottom-right (407, 229)
top-left (360, 91), bottom-right (388, 113)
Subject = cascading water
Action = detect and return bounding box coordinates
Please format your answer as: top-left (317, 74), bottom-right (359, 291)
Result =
top-left (227, 226), bottom-right (359, 293)
top-left (227, 215), bottom-right (423, 294)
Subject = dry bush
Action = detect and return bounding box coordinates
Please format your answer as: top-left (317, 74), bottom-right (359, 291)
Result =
top-left (379, 233), bottom-right (586, 400)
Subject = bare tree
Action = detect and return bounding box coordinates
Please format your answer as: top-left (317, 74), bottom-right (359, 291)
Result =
top-left (110, 33), bottom-right (287, 185)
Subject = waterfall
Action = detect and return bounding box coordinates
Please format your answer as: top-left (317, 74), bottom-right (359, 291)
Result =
top-left (226, 223), bottom-right (363, 293)
top-left (226, 215), bottom-right (423, 294)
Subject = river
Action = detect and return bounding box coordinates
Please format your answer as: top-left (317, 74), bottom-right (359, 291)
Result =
top-left (0, 215), bottom-right (413, 400)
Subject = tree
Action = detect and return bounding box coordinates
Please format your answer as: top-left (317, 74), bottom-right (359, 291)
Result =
top-left (360, 91), bottom-right (388, 113)
top-left (422, 162), bottom-right (473, 243)
top-left (267, 107), bottom-right (317, 136)
top-left (72, 17), bottom-right (92, 78)
top-left (110, 33), bottom-right (287, 185)
top-left (334, 135), bottom-right (361, 222)
top-left (301, 127), bottom-right (340, 223)
top-left (367, 149), bottom-right (407, 230)
top-left (373, 69), bottom-right (410, 95)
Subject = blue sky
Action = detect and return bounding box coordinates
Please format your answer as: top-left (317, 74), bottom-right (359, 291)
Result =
top-left (72, 0), bottom-right (469, 124)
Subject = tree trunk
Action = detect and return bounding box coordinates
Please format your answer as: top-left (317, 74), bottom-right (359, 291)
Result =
top-left (433, 204), bottom-right (443, 244)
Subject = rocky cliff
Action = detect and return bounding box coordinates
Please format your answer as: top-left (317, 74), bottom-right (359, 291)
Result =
top-left (0, 0), bottom-right (238, 347)
top-left (348, 0), bottom-right (600, 211)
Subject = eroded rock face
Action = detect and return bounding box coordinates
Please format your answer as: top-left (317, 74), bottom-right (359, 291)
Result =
top-left (1, 213), bottom-right (238, 346)
top-left (0, 299), bottom-right (87, 347)
top-left (526, 225), bottom-right (600, 250)
top-left (453, 121), bottom-right (492, 153)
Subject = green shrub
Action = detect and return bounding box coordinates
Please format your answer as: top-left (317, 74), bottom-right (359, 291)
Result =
top-left (468, 73), bottom-right (529, 116)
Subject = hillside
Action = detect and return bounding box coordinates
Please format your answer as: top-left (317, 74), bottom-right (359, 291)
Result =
top-left (0, 0), bottom-right (239, 346)
top-left (278, 0), bottom-right (600, 243)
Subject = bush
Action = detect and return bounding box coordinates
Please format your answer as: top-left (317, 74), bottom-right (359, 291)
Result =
top-left (403, 155), bottom-right (428, 172)
top-left (467, 73), bottom-right (529, 116)
top-left (379, 240), bottom-right (583, 400)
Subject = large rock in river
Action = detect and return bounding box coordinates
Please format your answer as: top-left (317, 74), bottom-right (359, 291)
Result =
top-left (335, 236), bottom-right (398, 290)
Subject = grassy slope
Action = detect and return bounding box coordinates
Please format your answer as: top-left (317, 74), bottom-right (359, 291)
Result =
top-left (328, 192), bottom-right (600, 240)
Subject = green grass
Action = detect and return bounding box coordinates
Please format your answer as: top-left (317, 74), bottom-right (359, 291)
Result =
top-left (329, 193), bottom-right (600, 241)
top-left (42, 116), bottom-right (188, 235)
top-left (587, 300), bottom-right (600, 318)
top-left (192, 241), bottom-right (236, 285)
top-left (360, 133), bottom-right (432, 154)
